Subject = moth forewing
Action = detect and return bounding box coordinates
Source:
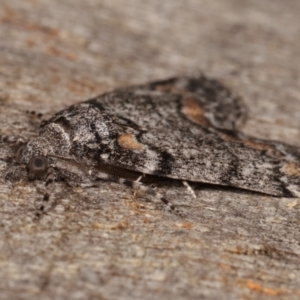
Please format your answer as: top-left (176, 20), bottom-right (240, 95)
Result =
top-left (2, 74), bottom-right (300, 219)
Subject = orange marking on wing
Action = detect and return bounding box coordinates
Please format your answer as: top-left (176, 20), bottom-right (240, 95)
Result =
top-left (220, 133), bottom-right (236, 142)
top-left (242, 140), bottom-right (272, 151)
top-left (181, 97), bottom-right (209, 127)
top-left (118, 133), bottom-right (144, 150)
top-left (154, 84), bottom-right (174, 92)
top-left (281, 163), bottom-right (300, 176)
top-left (221, 135), bottom-right (276, 152)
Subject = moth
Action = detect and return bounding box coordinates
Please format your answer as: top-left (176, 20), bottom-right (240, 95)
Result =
top-left (1, 74), bottom-right (300, 217)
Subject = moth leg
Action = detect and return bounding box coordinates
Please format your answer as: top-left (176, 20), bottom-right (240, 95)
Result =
top-left (34, 193), bottom-right (51, 220)
top-left (33, 167), bottom-right (58, 220)
top-left (90, 170), bottom-right (184, 216)
top-left (182, 181), bottom-right (196, 199)
top-left (120, 178), bottom-right (184, 217)
top-left (45, 167), bottom-right (56, 187)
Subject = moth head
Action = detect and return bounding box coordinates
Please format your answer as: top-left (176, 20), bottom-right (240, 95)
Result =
top-left (27, 155), bottom-right (48, 178)
top-left (13, 138), bottom-right (50, 180)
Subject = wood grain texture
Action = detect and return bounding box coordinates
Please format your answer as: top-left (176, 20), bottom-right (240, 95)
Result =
top-left (1, 0), bottom-right (300, 299)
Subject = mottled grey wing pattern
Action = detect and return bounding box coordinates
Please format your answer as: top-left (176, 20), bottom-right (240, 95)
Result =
top-left (47, 74), bottom-right (300, 197)
top-left (95, 75), bottom-right (248, 132)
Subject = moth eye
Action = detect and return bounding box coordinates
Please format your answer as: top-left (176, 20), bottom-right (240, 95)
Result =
top-left (16, 145), bottom-right (25, 163)
top-left (28, 156), bottom-right (48, 176)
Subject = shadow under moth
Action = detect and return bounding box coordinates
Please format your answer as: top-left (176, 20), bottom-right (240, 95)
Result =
top-left (1, 74), bottom-right (300, 217)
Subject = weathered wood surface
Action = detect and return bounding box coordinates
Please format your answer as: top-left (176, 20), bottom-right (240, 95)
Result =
top-left (1, 0), bottom-right (300, 299)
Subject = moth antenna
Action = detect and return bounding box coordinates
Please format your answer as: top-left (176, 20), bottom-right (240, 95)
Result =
top-left (0, 155), bottom-right (14, 163)
top-left (40, 120), bottom-right (47, 127)
top-left (25, 110), bottom-right (43, 119)
top-left (25, 109), bottom-right (48, 130)
top-left (0, 134), bottom-right (27, 147)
